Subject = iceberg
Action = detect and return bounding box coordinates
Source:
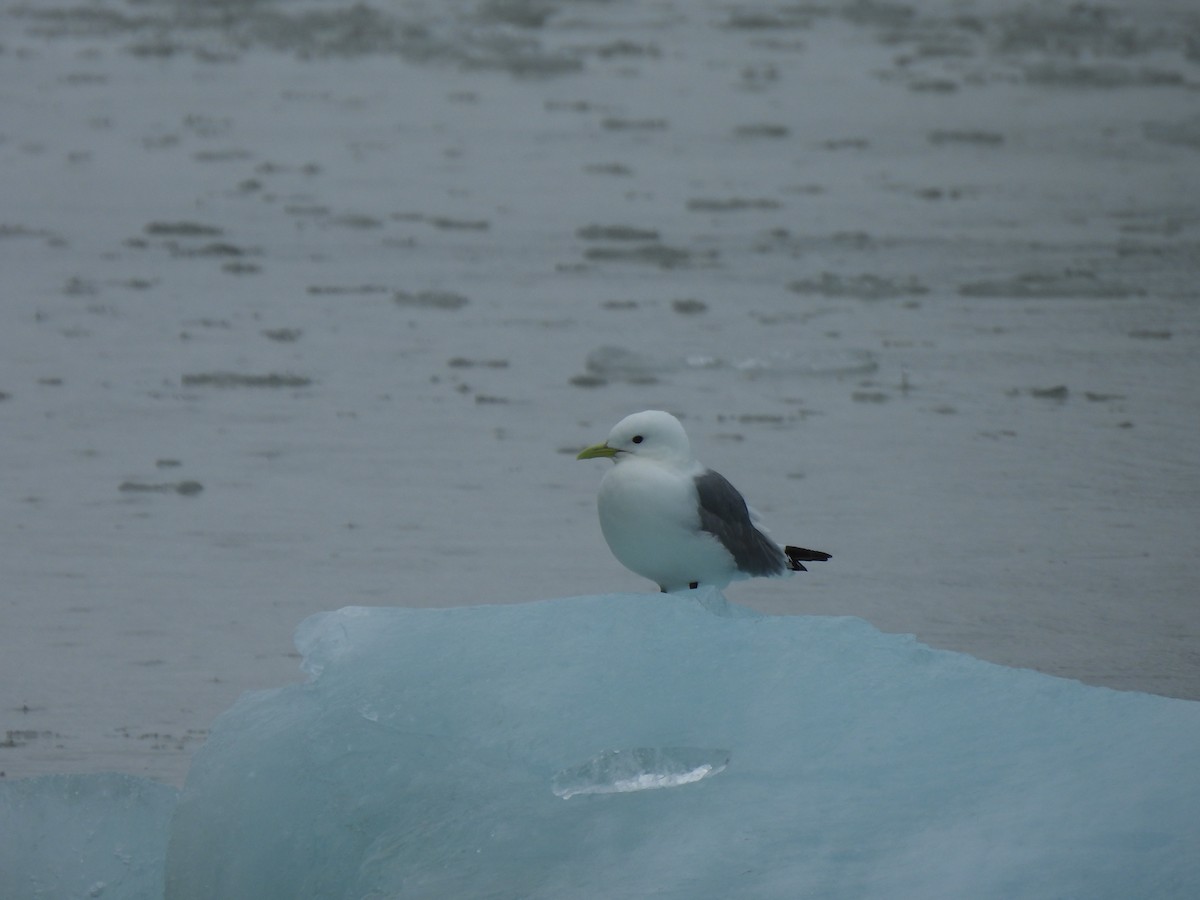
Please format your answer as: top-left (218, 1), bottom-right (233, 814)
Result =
top-left (164, 592), bottom-right (1200, 899)
top-left (4, 592), bottom-right (1199, 898)
top-left (0, 773), bottom-right (176, 900)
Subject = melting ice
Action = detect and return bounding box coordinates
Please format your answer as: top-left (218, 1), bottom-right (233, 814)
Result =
top-left (551, 746), bottom-right (731, 799)
top-left (4, 591), bottom-right (1200, 899)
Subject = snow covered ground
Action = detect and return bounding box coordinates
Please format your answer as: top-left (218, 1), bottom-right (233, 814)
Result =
top-left (2, 0), bottom-right (1199, 792)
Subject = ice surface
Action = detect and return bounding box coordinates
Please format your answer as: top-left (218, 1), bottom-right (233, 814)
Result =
top-left (551, 747), bottom-right (730, 799)
top-left (156, 593), bottom-right (1200, 899)
top-left (0, 773), bottom-right (176, 900)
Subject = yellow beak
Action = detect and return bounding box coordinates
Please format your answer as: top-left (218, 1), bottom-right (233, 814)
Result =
top-left (577, 442), bottom-right (618, 460)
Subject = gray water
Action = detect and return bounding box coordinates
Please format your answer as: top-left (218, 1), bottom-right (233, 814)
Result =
top-left (2, 0), bottom-right (1198, 786)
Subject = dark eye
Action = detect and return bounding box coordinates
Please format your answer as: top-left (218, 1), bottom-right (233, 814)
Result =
top-left (631, 435), bottom-right (644, 444)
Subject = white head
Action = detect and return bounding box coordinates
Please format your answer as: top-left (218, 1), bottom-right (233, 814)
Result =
top-left (577, 410), bottom-right (693, 465)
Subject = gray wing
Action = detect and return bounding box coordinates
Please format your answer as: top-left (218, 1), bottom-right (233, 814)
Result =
top-left (693, 469), bottom-right (787, 577)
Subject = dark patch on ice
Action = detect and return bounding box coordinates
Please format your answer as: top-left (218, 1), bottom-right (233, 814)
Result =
top-left (1028, 385), bottom-right (1070, 401)
top-left (393, 212), bottom-right (490, 231)
top-left (723, 10), bottom-right (811, 30)
top-left (739, 63), bottom-right (786, 90)
top-left (928, 129), bottom-right (1005, 146)
top-left (821, 2), bottom-right (1200, 95)
top-left (909, 78), bottom-right (959, 93)
top-left (821, 138), bottom-right (870, 151)
top-left (582, 162), bottom-right (633, 176)
top-left (601, 117), bottom-right (668, 131)
top-left (913, 186), bottom-right (973, 201)
top-left (734, 123), bottom-right (790, 139)
top-left (552, 747), bottom-right (730, 799)
top-left (448, 357), bottom-right (509, 368)
top-left (165, 241), bottom-right (257, 260)
top-left (476, 0), bottom-right (555, 29)
top-left (222, 261), bottom-right (260, 275)
top-left (63, 276), bottom-right (98, 296)
top-left (115, 726), bottom-right (208, 751)
top-left (142, 133), bottom-right (181, 151)
top-left (1128, 329), bottom-right (1172, 340)
top-left (308, 285), bottom-right (389, 296)
top-left (13, 3), bottom-right (584, 76)
top-left (1022, 63), bottom-right (1184, 89)
top-left (576, 224), bottom-right (660, 242)
top-left (0, 224), bottom-right (67, 247)
top-left (1, 730), bottom-right (61, 749)
top-left (853, 391), bottom-right (891, 404)
top-left (285, 204), bottom-right (331, 218)
top-left (1143, 120), bottom-right (1200, 152)
top-left (687, 197), bottom-right (781, 212)
top-left (731, 413), bottom-right (786, 425)
top-left (181, 113), bottom-right (232, 138)
top-left (671, 298), bottom-right (707, 315)
top-left (544, 99), bottom-right (595, 113)
top-left (991, 5), bottom-right (1173, 57)
top-left (181, 372), bottom-right (312, 389)
top-left (393, 289), bottom-right (470, 310)
top-left (261, 328), bottom-right (303, 343)
top-left (840, 1), bottom-right (916, 28)
top-left (580, 40), bottom-right (662, 60)
top-left (193, 148), bottom-right (252, 163)
top-left (331, 213), bottom-right (384, 230)
top-left (958, 271), bottom-right (1143, 300)
top-left (260, 160), bottom-right (322, 177)
top-left (583, 244), bottom-right (706, 269)
top-left (789, 273), bottom-right (929, 300)
top-left (118, 480), bottom-right (204, 496)
top-left (144, 221), bottom-right (222, 237)
top-left (62, 71), bottom-right (107, 86)
top-left (569, 374), bottom-right (607, 388)
top-left (1114, 213), bottom-right (1197, 238)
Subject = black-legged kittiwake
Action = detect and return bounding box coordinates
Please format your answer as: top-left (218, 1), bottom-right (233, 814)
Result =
top-left (577, 410), bottom-right (830, 592)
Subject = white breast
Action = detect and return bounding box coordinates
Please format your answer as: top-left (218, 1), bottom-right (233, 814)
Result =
top-left (596, 458), bottom-right (736, 591)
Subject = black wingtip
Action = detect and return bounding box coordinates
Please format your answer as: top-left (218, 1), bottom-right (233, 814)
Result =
top-left (785, 546), bottom-right (832, 571)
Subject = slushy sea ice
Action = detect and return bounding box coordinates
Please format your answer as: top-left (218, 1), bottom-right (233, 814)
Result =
top-left (161, 591), bottom-right (1200, 900)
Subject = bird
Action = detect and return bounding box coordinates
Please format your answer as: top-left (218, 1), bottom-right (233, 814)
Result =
top-left (577, 410), bottom-right (830, 592)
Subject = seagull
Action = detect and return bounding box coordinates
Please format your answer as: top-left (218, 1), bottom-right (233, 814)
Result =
top-left (577, 410), bottom-right (830, 592)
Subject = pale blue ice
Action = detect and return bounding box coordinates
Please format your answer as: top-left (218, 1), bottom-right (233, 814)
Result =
top-left (8, 591), bottom-right (1198, 899)
top-left (0, 773), bottom-right (175, 899)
